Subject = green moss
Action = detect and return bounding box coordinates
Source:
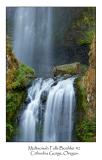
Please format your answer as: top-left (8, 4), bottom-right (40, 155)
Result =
top-left (79, 30), bottom-right (95, 45)
top-left (64, 8), bottom-right (96, 47)
top-left (75, 77), bottom-right (96, 142)
top-left (77, 10), bottom-right (96, 46)
top-left (6, 123), bottom-right (14, 141)
top-left (76, 118), bottom-right (96, 142)
top-left (7, 91), bottom-right (26, 115)
top-left (75, 78), bottom-right (88, 112)
top-left (6, 90), bottom-right (27, 141)
top-left (12, 63), bottom-right (35, 89)
top-left (53, 62), bottom-right (80, 76)
top-left (80, 64), bottom-right (88, 75)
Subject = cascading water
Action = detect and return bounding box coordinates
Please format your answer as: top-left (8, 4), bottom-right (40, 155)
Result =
top-left (13, 7), bottom-right (53, 77)
top-left (12, 7), bottom-right (76, 142)
top-left (43, 77), bottom-right (76, 142)
top-left (17, 77), bottom-right (76, 142)
top-left (18, 78), bottom-right (54, 141)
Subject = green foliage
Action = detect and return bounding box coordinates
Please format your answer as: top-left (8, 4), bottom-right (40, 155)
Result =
top-left (80, 64), bottom-right (88, 74)
top-left (64, 7), bottom-right (96, 47)
top-left (79, 30), bottom-right (95, 45)
top-left (12, 63), bottom-right (35, 89)
top-left (76, 8), bottom-right (96, 45)
top-left (6, 91), bottom-right (27, 141)
top-left (77, 8), bottom-right (95, 28)
top-left (75, 76), bottom-right (96, 142)
top-left (6, 123), bottom-right (14, 141)
top-left (75, 77), bottom-right (88, 112)
top-left (76, 118), bottom-right (96, 142)
top-left (7, 91), bottom-right (25, 113)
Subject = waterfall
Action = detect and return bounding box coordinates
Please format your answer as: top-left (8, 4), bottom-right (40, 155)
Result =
top-left (43, 77), bottom-right (76, 142)
top-left (13, 7), bottom-right (53, 77)
top-left (17, 77), bottom-right (76, 142)
top-left (18, 78), bottom-right (54, 141)
top-left (13, 8), bottom-right (76, 142)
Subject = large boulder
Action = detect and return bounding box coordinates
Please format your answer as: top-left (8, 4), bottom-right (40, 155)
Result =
top-left (52, 62), bottom-right (80, 77)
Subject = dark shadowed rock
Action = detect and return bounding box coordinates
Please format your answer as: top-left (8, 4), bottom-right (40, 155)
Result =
top-left (25, 97), bottom-right (31, 105)
top-left (40, 91), bottom-right (48, 104)
top-left (51, 81), bottom-right (58, 87)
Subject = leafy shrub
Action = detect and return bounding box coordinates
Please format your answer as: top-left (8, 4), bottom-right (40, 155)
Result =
top-left (76, 118), bottom-right (96, 142)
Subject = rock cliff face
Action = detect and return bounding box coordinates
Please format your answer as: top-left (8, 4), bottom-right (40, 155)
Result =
top-left (75, 37), bottom-right (96, 142)
top-left (6, 39), bottom-right (35, 141)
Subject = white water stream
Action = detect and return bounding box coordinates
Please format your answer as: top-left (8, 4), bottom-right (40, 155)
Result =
top-left (18, 77), bottom-right (76, 142)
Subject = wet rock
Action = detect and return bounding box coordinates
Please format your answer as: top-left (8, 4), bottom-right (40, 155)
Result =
top-left (38, 104), bottom-right (46, 122)
top-left (63, 74), bottom-right (71, 79)
top-left (51, 81), bottom-right (58, 87)
top-left (25, 97), bottom-right (31, 105)
top-left (40, 91), bottom-right (48, 104)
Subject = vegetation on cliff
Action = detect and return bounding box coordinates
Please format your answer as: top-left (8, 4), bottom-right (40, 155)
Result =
top-left (75, 37), bottom-right (96, 142)
top-left (6, 38), bottom-right (35, 141)
top-left (64, 8), bottom-right (95, 47)
top-left (62, 8), bottom-right (96, 142)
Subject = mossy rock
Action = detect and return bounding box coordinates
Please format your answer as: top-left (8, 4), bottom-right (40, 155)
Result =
top-left (11, 63), bottom-right (35, 89)
top-left (52, 62), bottom-right (88, 77)
top-left (53, 62), bottom-right (81, 76)
top-left (7, 63), bottom-right (35, 90)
